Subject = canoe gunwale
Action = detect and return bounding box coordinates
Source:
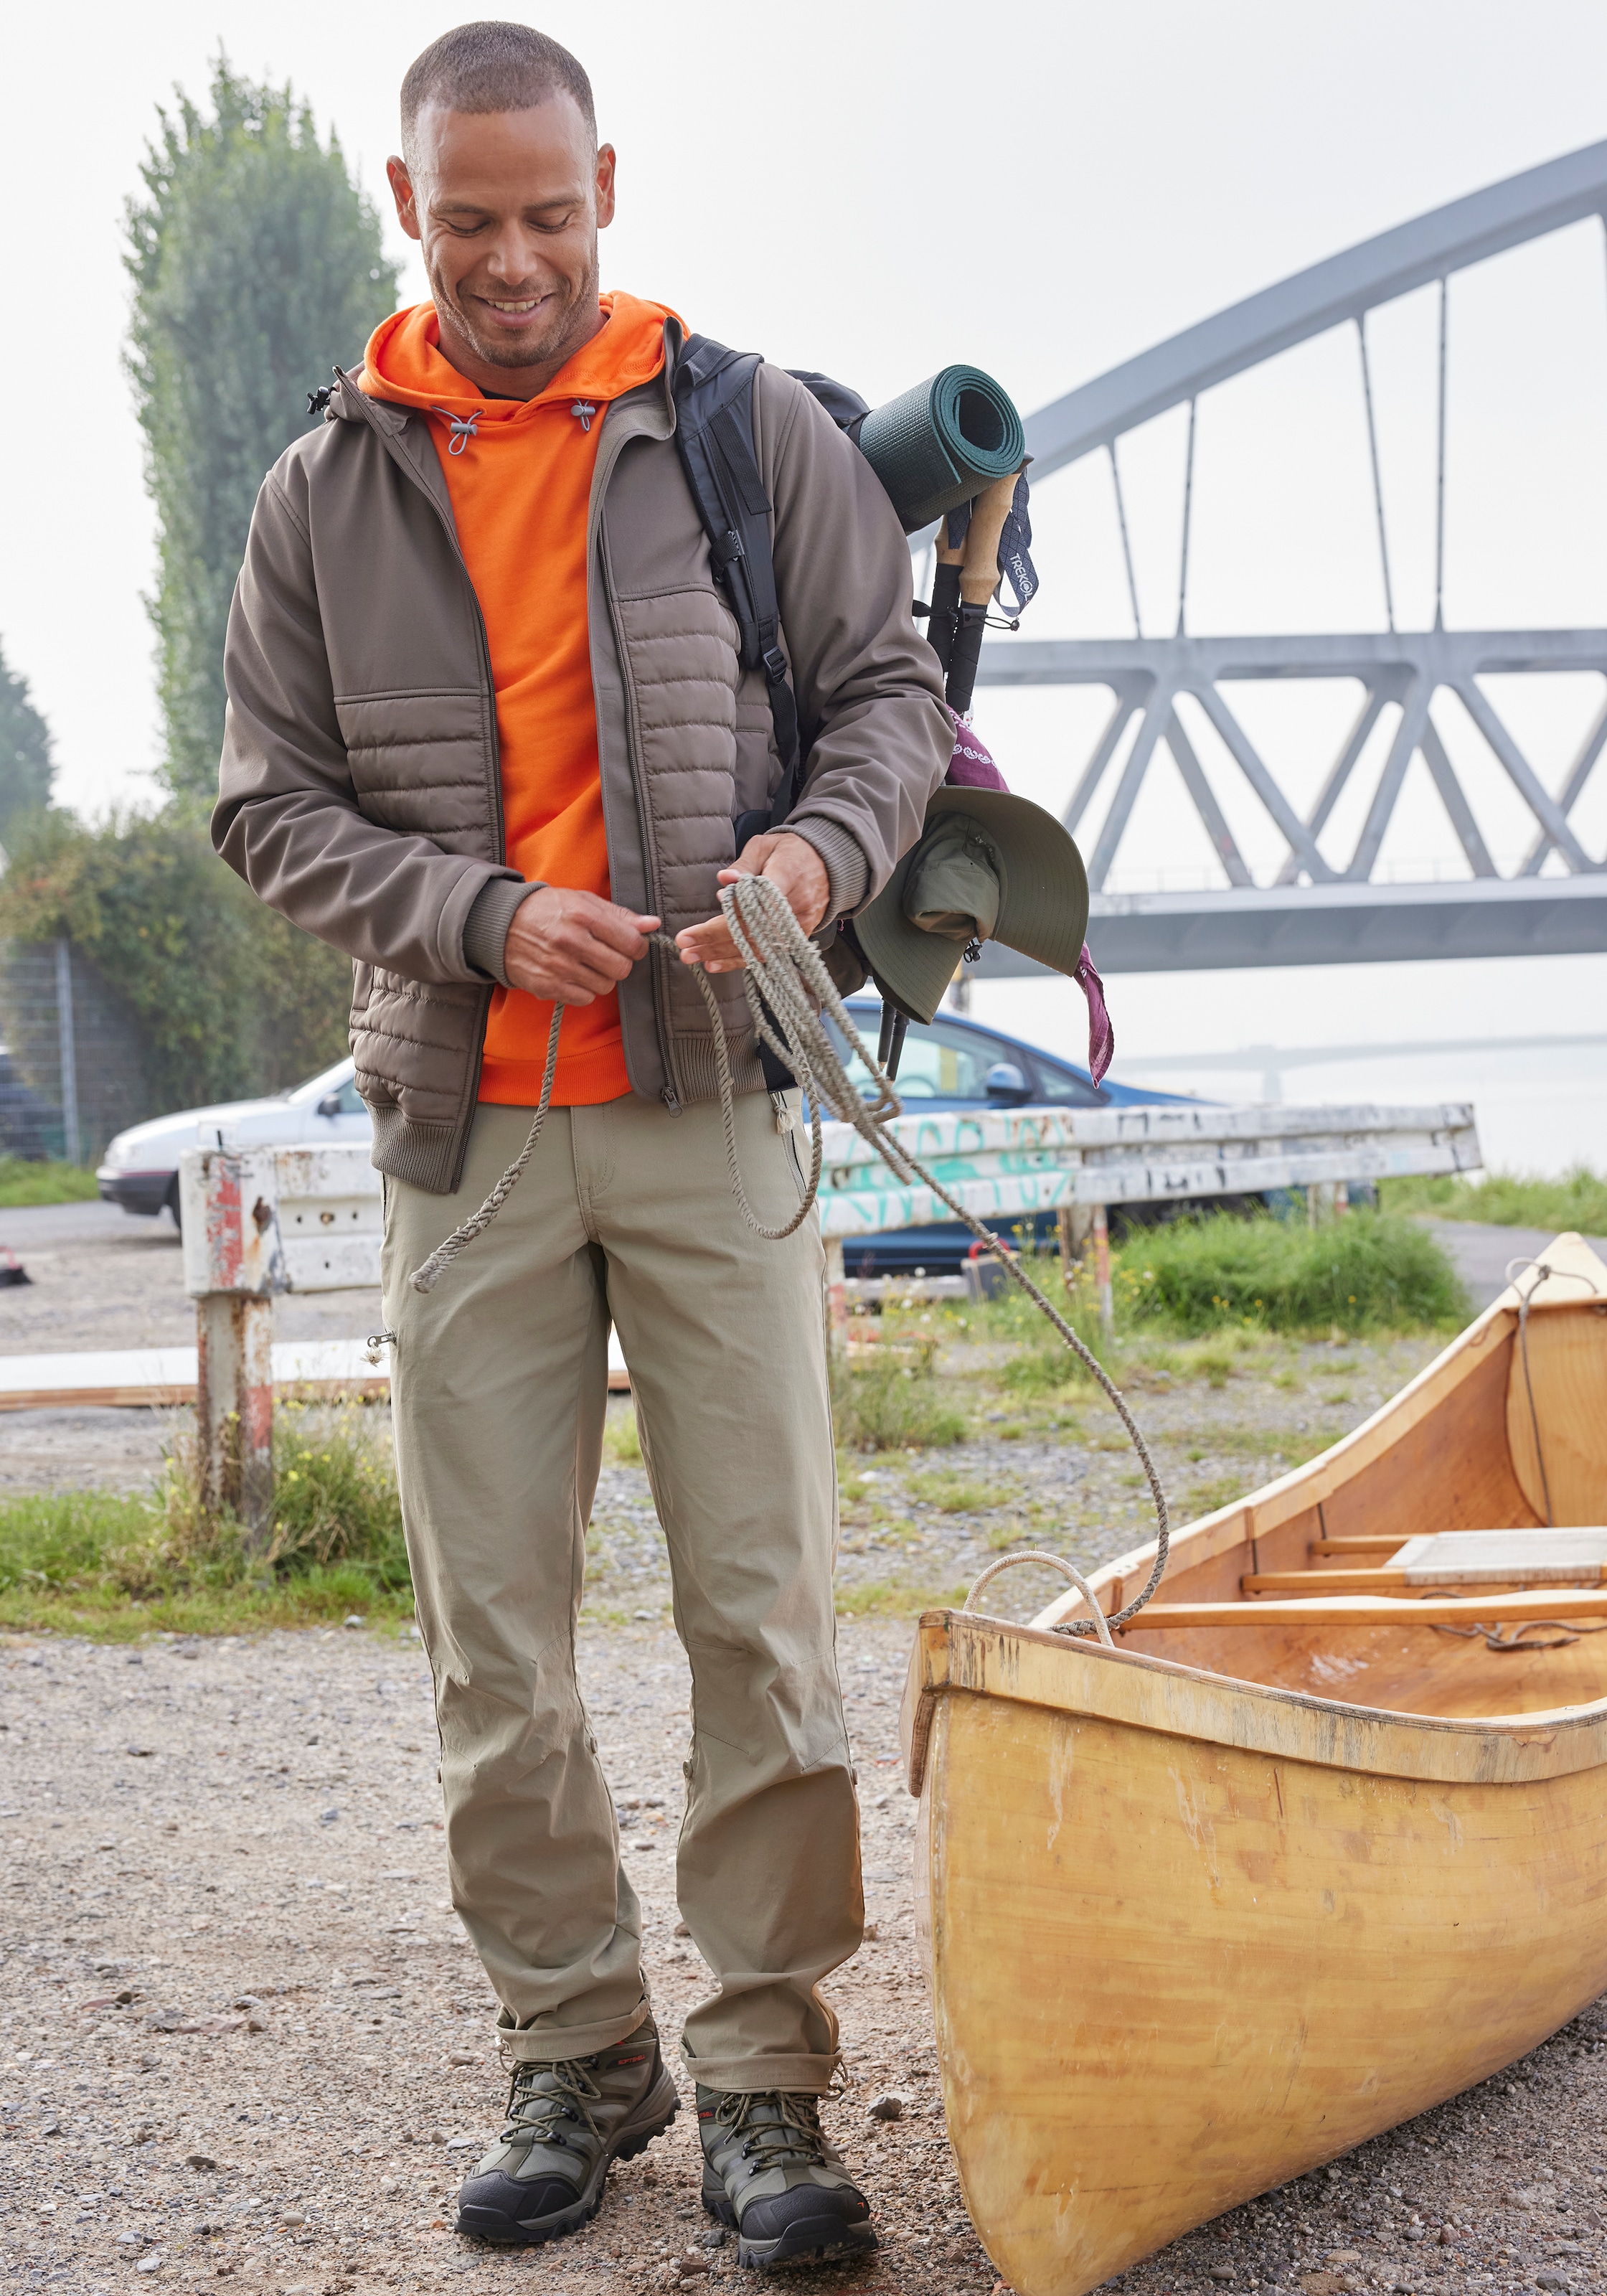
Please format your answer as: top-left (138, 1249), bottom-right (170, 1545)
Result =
top-left (902, 1609), bottom-right (1607, 1797)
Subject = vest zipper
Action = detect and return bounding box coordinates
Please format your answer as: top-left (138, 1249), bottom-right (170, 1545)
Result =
top-left (334, 378), bottom-right (508, 1192)
top-left (596, 514), bottom-right (684, 1113)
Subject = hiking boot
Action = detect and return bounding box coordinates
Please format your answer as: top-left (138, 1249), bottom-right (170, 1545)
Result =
top-left (696, 2085), bottom-right (877, 2269)
top-left (456, 2018), bottom-right (678, 2245)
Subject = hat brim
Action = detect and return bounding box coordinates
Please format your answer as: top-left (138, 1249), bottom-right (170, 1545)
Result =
top-left (854, 789), bottom-right (1090, 1025)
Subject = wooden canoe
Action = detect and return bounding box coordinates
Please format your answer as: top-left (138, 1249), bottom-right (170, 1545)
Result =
top-left (901, 1232), bottom-right (1607, 2296)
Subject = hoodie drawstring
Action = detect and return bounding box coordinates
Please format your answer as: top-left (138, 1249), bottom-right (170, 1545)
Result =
top-left (434, 408), bottom-right (480, 456)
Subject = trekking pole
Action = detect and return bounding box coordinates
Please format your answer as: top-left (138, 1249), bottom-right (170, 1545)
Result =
top-left (943, 469), bottom-right (1024, 718)
top-left (924, 520), bottom-right (966, 679)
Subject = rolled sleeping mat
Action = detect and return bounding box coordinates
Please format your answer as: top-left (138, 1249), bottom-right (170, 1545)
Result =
top-left (857, 366), bottom-right (1026, 533)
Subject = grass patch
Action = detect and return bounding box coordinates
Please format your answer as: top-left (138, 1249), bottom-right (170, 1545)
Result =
top-left (833, 1577), bottom-right (971, 1619)
top-left (602, 1407), bottom-right (642, 1466)
top-left (831, 1355), bottom-right (967, 1452)
top-left (904, 1470), bottom-right (1012, 1515)
top-left (0, 1400), bottom-right (411, 1640)
top-left (0, 1156), bottom-right (100, 1207)
top-left (1382, 1165), bottom-right (1607, 1235)
top-left (1179, 1474), bottom-right (1254, 1519)
top-left (1100, 1210), bottom-right (1469, 1337)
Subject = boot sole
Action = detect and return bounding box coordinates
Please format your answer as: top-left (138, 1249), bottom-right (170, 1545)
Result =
top-left (702, 2186), bottom-right (879, 2270)
top-left (456, 2068), bottom-right (679, 2246)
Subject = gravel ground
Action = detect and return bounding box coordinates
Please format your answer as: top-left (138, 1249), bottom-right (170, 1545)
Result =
top-left (6, 1210), bottom-right (1603, 2293)
top-left (5, 1624), bottom-right (1603, 2296)
top-left (1, 1621), bottom-right (983, 2294)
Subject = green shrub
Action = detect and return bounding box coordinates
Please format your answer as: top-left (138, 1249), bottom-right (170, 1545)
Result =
top-left (1382, 1165), bottom-right (1607, 1236)
top-left (1103, 1210), bottom-right (1469, 1337)
top-left (260, 1398), bottom-right (409, 1582)
top-left (0, 1489), bottom-right (157, 1595)
top-left (0, 809), bottom-right (351, 1119)
top-left (0, 1399), bottom-right (410, 1637)
top-left (0, 1156), bottom-right (101, 1206)
top-left (832, 1355), bottom-right (967, 1452)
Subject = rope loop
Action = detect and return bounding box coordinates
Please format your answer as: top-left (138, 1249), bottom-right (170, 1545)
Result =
top-left (963, 1552), bottom-right (1114, 1646)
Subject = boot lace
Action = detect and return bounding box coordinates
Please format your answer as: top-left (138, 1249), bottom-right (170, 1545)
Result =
top-left (502, 2056), bottom-right (605, 2153)
top-left (715, 2089), bottom-right (829, 2173)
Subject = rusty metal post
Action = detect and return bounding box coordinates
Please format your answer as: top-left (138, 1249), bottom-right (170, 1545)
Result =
top-left (181, 1144), bottom-right (287, 1545)
top-left (196, 1293), bottom-right (275, 1538)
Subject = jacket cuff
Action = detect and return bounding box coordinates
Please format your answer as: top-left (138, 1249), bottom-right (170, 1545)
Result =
top-left (462, 877), bottom-right (546, 987)
top-left (786, 816), bottom-right (869, 925)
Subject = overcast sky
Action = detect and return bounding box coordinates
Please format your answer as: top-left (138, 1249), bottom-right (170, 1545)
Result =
top-left (6, 0), bottom-right (1606, 1168)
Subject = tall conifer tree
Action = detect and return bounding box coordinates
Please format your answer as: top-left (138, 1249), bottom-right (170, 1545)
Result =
top-left (126, 60), bottom-right (399, 802)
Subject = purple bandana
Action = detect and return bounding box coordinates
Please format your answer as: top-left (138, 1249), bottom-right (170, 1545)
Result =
top-left (1075, 944), bottom-right (1114, 1084)
top-left (943, 706), bottom-right (1010, 791)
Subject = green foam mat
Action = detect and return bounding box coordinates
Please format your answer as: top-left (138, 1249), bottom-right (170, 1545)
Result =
top-left (857, 366), bottom-right (1025, 532)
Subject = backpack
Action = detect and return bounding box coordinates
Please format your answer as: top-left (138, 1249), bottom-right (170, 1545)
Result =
top-left (670, 334), bottom-right (1038, 860)
top-left (670, 334), bottom-right (874, 855)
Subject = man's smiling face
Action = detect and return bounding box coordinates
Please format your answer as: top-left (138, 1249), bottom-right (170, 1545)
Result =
top-left (387, 95), bottom-right (616, 397)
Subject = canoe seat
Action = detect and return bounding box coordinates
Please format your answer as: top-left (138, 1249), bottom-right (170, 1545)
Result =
top-left (1247, 1528), bottom-right (1607, 1599)
top-left (1389, 1529), bottom-right (1607, 1584)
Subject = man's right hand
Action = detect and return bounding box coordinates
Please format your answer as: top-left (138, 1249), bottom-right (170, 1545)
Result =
top-left (502, 888), bottom-right (661, 1005)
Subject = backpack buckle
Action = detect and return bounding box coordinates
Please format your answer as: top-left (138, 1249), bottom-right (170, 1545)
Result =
top-left (761, 644), bottom-right (789, 686)
top-left (710, 528), bottom-right (745, 573)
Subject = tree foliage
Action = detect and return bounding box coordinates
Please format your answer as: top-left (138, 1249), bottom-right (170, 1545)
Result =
top-left (126, 57), bottom-right (399, 804)
top-left (0, 811), bottom-right (351, 1114)
top-left (0, 639), bottom-right (54, 850)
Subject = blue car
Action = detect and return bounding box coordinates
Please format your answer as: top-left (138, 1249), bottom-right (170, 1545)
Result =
top-left (816, 1001), bottom-right (1212, 1280)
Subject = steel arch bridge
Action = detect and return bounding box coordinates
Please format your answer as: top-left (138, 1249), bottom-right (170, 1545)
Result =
top-left (971, 138), bottom-right (1607, 976)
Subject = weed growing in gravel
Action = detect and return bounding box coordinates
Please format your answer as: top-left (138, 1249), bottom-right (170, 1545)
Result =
top-left (602, 1406), bottom-right (643, 1465)
top-left (0, 1401), bottom-right (413, 1637)
top-left (833, 1576), bottom-right (970, 1619)
top-left (831, 1353), bottom-right (967, 1452)
top-left (904, 1470), bottom-right (1012, 1514)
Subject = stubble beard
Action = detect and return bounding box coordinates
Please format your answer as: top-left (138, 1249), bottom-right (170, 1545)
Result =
top-left (430, 243), bottom-right (603, 378)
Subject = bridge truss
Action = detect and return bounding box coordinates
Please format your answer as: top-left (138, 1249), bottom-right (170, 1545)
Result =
top-left (969, 139), bottom-right (1607, 974)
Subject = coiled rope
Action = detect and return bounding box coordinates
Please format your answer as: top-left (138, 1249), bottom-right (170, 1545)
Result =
top-left (405, 872), bottom-right (1169, 1639)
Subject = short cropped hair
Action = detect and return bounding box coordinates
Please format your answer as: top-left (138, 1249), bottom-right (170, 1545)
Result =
top-left (400, 21), bottom-right (596, 160)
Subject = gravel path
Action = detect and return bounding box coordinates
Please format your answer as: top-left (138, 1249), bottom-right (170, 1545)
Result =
top-left (4, 1626), bottom-right (1602, 2296)
top-left (1, 1622), bottom-right (986, 2293)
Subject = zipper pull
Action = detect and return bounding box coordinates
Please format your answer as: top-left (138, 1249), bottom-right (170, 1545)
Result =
top-left (661, 1086), bottom-right (682, 1116)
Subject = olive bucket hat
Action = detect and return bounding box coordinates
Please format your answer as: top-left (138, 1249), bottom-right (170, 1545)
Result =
top-left (853, 787), bottom-right (1090, 1027)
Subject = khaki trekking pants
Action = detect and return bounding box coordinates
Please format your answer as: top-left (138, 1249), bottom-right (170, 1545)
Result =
top-left (381, 1090), bottom-right (861, 2093)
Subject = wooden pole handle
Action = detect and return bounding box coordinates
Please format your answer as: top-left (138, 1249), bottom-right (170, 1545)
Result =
top-left (959, 470), bottom-right (1021, 605)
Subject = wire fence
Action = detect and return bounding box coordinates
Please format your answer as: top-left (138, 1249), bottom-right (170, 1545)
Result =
top-left (0, 938), bottom-right (152, 1167)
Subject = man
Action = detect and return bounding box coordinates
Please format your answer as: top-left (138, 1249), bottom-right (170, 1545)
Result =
top-left (214, 17), bottom-right (950, 2268)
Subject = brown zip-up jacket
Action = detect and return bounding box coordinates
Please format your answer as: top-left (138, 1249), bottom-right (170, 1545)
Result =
top-left (214, 321), bottom-right (951, 1194)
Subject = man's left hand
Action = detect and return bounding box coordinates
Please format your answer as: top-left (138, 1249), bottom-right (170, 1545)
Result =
top-left (674, 832), bottom-right (830, 972)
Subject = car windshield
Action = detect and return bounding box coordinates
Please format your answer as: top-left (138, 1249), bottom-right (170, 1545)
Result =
top-left (286, 1061), bottom-right (362, 1113)
top-left (824, 1012), bottom-right (1014, 1101)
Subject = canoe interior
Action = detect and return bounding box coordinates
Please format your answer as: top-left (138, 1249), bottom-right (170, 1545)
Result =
top-left (1038, 1258), bottom-right (1607, 1723)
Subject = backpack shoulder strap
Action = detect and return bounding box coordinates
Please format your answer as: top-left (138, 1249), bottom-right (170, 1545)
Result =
top-left (672, 334), bottom-right (801, 828)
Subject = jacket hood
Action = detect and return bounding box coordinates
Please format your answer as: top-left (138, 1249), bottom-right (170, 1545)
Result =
top-left (359, 292), bottom-right (677, 428)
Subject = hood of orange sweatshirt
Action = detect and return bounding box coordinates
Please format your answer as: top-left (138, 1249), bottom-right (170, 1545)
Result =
top-left (359, 290), bottom-right (678, 427)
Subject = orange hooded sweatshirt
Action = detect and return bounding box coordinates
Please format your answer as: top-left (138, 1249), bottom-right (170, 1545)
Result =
top-left (362, 293), bottom-right (675, 1106)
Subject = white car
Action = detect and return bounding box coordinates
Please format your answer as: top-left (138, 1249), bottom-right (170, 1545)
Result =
top-left (96, 1057), bottom-right (371, 1225)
